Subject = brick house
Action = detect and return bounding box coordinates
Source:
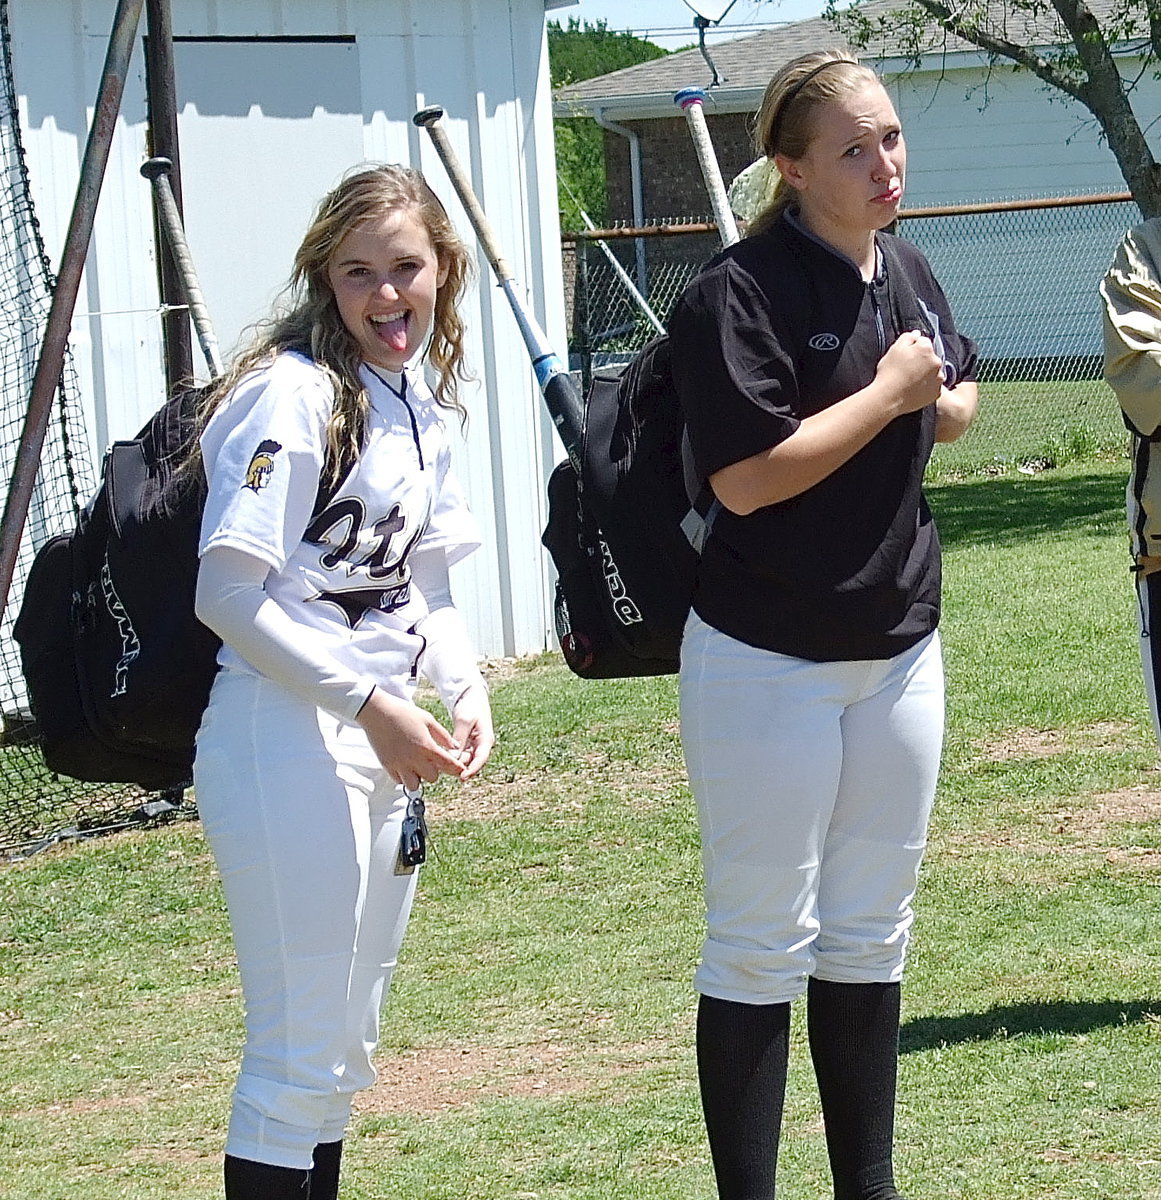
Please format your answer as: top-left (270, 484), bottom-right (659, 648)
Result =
top-left (552, 0), bottom-right (1159, 393)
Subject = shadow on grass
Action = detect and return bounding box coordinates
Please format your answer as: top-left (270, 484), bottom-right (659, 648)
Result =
top-left (901, 998), bottom-right (1160, 1053)
top-left (927, 469), bottom-right (1124, 549)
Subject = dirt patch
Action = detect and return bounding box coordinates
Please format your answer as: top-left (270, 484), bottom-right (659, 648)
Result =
top-left (22, 1040), bottom-right (671, 1127)
top-left (978, 721), bottom-right (1136, 762)
top-left (1048, 784), bottom-right (1161, 835)
top-left (429, 756), bottom-right (687, 824)
top-left (1105, 846), bottom-right (1161, 867)
top-left (481, 657), bottom-right (537, 687)
top-left (428, 774), bottom-right (577, 822)
top-left (944, 783), bottom-right (1161, 863)
top-left (42, 1093), bottom-right (149, 1116)
top-left (123, 1145), bottom-right (219, 1167)
top-left (357, 1042), bottom-right (579, 1115)
top-left (358, 1038), bottom-right (671, 1116)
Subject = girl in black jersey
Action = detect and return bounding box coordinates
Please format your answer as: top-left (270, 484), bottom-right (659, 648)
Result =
top-left (669, 51), bottom-right (979, 1200)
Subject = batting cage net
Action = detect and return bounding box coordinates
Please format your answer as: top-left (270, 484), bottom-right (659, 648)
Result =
top-left (564, 193), bottom-right (1139, 476)
top-left (0, 0), bottom-right (183, 859)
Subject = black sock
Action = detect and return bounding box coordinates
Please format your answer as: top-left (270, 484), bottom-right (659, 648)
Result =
top-left (807, 979), bottom-right (903, 1200)
top-left (696, 994), bottom-right (791, 1200)
top-left (309, 1141), bottom-right (343, 1200)
top-left (224, 1154), bottom-right (311, 1199)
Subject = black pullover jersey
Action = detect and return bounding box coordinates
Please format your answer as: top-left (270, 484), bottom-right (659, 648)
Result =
top-left (669, 211), bottom-right (978, 662)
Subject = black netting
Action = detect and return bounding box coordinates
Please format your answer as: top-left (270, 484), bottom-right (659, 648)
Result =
top-left (0, 0), bottom-right (186, 858)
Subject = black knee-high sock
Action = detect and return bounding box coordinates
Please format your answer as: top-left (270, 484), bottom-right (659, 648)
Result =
top-left (697, 995), bottom-right (791, 1200)
top-left (309, 1141), bottom-right (343, 1200)
top-left (224, 1154), bottom-right (311, 1198)
top-left (807, 979), bottom-right (903, 1200)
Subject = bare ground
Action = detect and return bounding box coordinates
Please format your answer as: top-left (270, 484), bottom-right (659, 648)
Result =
top-left (955, 721), bottom-right (1161, 865)
top-left (358, 1037), bottom-right (676, 1116)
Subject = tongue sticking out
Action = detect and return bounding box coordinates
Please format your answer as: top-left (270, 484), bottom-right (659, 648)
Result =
top-left (377, 314), bottom-right (409, 352)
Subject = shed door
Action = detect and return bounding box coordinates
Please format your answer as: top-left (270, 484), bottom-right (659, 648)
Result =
top-left (174, 38), bottom-right (366, 362)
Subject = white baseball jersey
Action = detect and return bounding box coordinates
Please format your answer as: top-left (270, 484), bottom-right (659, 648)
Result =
top-left (199, 351), bottom-right (480, 702)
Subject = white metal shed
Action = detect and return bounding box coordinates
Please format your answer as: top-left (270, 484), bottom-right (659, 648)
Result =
top-left (10, 0), bottom-right (578, 659)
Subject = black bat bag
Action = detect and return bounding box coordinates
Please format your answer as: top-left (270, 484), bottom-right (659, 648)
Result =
top-left (14, 377), bottom-right (348, 790)
top-left (541, 336), bottom-right (719, 679)
top-left (13, 385), bottom-right (220, 790)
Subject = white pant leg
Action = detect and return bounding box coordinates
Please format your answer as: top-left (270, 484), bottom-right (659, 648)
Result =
top-left (680, 613), bottom-right (943, 1005)
top-left (318, 758), bottom-right (417, 1144)
top-left (814, 630), bottom-right (944, 982)
top-left (1136, 571), bottom-right (1161, 746)
top-left (194, 670), bottom-right (418, 1169)
top-left (681, 613), bottom-right (846, 1004)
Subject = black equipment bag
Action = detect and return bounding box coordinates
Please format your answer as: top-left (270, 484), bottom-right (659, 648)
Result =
top-left (541, 337), bottom-right (718, 679)
top-left (540, 238), bottom-right (936, 681)
top-left (13, 381), bottom-right (345, 790)
top-left (14, 385), bottom-right (218, 789)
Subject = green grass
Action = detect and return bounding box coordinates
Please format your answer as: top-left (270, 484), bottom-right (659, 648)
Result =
top-left (930, 378), bottom-right (1128, 476)
top-left (3, 460), bottom-right (1161, 1198)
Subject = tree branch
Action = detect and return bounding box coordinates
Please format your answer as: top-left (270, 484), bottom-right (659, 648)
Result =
top-left (1144, 0), bottom-right (1161, 57)
top-left (828, 0), bottom-right (1161, 214)
top-left (909, 0), bottom-right (1087, 101)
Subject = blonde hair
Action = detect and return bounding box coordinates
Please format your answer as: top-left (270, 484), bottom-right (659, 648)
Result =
top-left (747, 51), bottom-right (880, 238)
top-left (194, 163), bottom-right (474, 484)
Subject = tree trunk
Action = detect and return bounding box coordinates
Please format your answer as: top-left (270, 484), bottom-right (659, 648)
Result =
top-left (1053, 0), bottom-right (1161, 216)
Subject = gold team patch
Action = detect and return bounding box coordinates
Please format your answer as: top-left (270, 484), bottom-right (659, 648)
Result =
top-left (242, 439), bottom-right (282, 493)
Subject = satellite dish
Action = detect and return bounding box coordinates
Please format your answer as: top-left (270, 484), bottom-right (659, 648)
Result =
top-left (681, 0), bottom-right (739, 22)
top-left (681, 0), bottom-right (740, 86)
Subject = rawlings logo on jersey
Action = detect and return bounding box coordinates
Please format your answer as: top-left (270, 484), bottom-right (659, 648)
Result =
top-left (242, 439), bottom-right (282, 493)
top-left (808, 332), bottom-right (841, 351)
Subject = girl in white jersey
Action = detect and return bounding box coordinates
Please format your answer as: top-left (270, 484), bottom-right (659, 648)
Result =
top-left (191, 164), bottom-right (493, 1199)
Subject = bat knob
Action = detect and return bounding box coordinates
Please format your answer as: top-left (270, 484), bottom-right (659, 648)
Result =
top-left (412, 106), bottom-right (445, 128)
top-left (140, 156), bottom-right (173, 181)
top-left (674, 87), bottom-right (707, 111)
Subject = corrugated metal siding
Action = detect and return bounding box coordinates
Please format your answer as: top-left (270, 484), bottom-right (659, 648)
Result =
top-left (892, 64), bottom-right (1142, 206)
top-left (11, 0), bottom-right (566, 658)
top-left (887, 62), bottom-right (1147, 361)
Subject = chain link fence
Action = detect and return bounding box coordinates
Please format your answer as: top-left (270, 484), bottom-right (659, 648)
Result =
top-left (563, 194), bottom-right (1141, 475)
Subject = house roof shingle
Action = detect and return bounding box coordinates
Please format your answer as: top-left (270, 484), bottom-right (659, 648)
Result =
top-left (552, 0), bottom-right (1131, 114)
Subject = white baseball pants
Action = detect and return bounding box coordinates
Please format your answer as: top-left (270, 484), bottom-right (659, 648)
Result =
top-left (194, 669), bottom-right (418, 1169)
top-left (679, 614), bottom-right (945, 1006)
top-left (1136, 569), bottom-right (1161, 746)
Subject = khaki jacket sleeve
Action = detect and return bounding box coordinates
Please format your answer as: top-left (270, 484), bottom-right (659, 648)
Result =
top-left (1101, 219), bottom-right (1161, 438)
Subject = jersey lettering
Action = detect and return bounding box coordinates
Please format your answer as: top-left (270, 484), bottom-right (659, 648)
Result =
top-left (305, 498), bottom-right (364, 568)
top-left (304, 495), bottom-right (427, 627)
top-left (349, 505), bottom-right (408, 579)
